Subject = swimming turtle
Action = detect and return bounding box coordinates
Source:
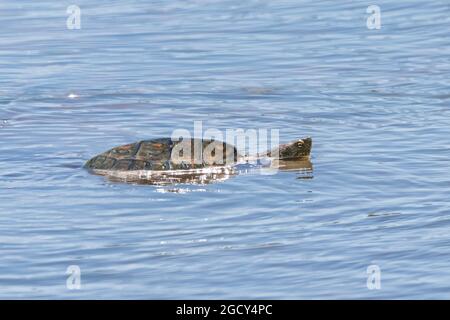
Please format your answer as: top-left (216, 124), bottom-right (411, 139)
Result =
top-left (85, 137), bottom-right (312, 185)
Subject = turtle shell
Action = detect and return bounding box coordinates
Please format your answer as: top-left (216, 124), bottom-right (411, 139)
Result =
top-left (84, 138), bottom-right (239, 171)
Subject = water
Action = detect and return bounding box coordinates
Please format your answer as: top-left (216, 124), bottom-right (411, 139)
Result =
top-left (1, 0), bottom-right (450, 299)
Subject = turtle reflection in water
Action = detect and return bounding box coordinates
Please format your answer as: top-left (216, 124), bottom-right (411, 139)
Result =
top-left (84, 137), bottom-right (312, 185)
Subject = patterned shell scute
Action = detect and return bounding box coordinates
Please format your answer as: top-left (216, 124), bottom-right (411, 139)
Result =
top-left (84, 138), bottom-right (238, 171)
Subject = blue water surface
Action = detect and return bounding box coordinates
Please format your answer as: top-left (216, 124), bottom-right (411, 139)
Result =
top-left (1, 0), bottom-right (450, 299)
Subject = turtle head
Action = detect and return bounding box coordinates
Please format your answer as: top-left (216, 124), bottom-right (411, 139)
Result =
top-left (269, 137), bottom-right (312, 160)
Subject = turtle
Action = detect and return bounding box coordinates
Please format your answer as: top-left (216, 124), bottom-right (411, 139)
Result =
top-left (84, 137), bottom-right (312, 185)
